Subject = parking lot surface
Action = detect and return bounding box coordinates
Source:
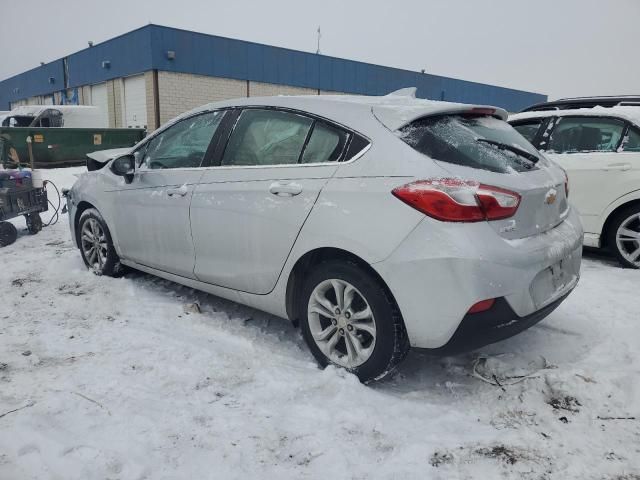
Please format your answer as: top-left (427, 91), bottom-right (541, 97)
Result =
top-left (1, 168), bottom-right (638, 479)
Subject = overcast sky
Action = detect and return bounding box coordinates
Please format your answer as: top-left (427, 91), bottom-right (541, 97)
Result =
top-left (1, 0), bottom-right (638, 100)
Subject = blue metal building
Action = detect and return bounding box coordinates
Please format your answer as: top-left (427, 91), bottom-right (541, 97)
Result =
top-left (0, 24), bottom-right (545, 126)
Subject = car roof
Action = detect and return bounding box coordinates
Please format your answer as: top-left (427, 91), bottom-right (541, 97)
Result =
top-left (8, 105), bottom-right (99, 116)
top-left (172, 88), bottom-right (508, 134)
top-left (509, 106), bottom-right (640, 127)
top-left (522, 95), bottom-right (640, 112)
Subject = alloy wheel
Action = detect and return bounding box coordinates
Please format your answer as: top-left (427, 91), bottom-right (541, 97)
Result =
top-left (615, 213), bottom-right (640, 267)
top-left (307, 279), bottom-right (377, 368)
top-left (81, 218), bottom-right (108, 272)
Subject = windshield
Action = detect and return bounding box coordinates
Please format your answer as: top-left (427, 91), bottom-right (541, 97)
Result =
top-left (6, 115), bottom-right (35, 127)
top-left (398, 115), bottom-right (543, 173)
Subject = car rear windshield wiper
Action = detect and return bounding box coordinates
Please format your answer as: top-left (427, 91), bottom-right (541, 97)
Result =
top-left (476, 138), bottom-right (539, 164)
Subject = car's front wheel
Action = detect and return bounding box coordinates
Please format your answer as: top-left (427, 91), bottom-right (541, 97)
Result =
top-left (78, 208), bottom-right (122, 276)
top-left (608, 205), bottom-right (640, 269)
top-left (298, 259), bottom-right (409, 383)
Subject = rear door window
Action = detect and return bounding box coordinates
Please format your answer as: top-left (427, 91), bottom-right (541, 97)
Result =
top-left (222, 109), bottom-right (313, 166)
top-left (547, 117), bottom-right (626, 153)
top-left (399, 115), bottom-right (541, 173)
top-left (344, 133), bottom-right (370, 160)
top-left (622, 127), bottom-right (640, 152)
top-left (300, 121), bottom-right (349, 163)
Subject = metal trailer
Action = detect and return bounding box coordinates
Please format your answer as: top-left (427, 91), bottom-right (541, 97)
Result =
top-left (0, 171), bottom-right (48, 247)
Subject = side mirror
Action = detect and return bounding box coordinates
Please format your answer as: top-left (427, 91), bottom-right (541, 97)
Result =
top-left (111, 154), bottom-right (135, 182)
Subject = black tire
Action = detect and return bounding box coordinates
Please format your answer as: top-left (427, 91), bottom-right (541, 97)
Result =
top-left (0, 221), bottom-right (18, 247)
top-left (298, 259), bottom-right (410, 383)
top-left (77, 208), bottom-right (122, 276)
top-left (25, 213), bottom-right (43, 234)
top-left (606, 204), bottom-right (640, 269)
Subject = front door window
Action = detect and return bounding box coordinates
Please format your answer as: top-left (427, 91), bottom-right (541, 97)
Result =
top-left (141, 111), bottom-right (224, 169)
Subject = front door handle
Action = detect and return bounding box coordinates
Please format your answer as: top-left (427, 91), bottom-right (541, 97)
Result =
top-left (603, 163), bottom-right (632, 171)
top-left (167, 185), bottom-right (188, 197)
top-left (269, 182), bottom-right (302, 196)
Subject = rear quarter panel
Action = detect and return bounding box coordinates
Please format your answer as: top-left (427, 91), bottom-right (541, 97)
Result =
top-left (286, 129), bottom-right (450, 266)
top-left (289, 175), bottom-right (424, 265)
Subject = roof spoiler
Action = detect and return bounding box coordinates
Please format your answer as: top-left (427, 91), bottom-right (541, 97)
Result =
top-left (385, 87), bottom-right (417, 98)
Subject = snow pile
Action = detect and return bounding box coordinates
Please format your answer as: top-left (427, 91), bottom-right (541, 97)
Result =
top-left (0, 168), bottom-right (639, 479)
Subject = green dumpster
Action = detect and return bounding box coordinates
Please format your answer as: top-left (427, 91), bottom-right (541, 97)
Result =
top-left (0, 127), bottom-right (146, 168)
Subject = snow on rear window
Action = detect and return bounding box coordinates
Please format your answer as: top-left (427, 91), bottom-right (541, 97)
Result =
top-left (398, 115), bottom-right (542, 174)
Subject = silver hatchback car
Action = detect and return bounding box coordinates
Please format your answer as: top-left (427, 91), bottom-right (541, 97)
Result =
top-left (67, 90), bottom-right (583, 382)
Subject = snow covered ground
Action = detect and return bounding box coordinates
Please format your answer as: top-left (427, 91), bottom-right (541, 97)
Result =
top-left (0, 168), bottom-right (638, 479)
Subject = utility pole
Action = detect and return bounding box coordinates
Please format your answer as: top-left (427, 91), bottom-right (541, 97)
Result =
top-left (316, 26), bottom-right (321, 54)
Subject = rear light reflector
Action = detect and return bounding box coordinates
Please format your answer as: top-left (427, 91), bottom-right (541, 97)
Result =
top-left (467, 298), bottom-right (496, 314)
top-left (392, 178), bottom-right (520, 222)
top-left (563, 170), bottom-right (569, 198)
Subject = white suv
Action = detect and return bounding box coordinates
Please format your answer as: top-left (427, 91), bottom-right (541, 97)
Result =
top-left (510, 102), bottom-right (640, 268)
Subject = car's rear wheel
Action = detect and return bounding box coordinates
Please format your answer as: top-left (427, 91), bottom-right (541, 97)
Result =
top-left (78, 208), bottom-right (122, 276)
top-left (608, 205), bottom-right (640, 269)
top-left (298, 259), bottom-right (409, 383)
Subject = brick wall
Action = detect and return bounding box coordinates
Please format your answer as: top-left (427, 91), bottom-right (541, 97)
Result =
top-left (157, 72), bottom-right (246, 124)
top-left (144, 72), bottom-right (157, 131)
top-left (320, 90), bottom-right (348, 96)
top-left (248, 81), bottom-right (317, 97)
top-left (155, 72), bottom-right (336, 124)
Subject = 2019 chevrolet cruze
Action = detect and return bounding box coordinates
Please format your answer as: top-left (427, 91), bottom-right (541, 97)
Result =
top-left (66, 89), bottom-right (583, 382)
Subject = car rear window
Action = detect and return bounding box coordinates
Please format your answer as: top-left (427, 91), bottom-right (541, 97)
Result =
top-left (398, 115), bottom-right (542, 173)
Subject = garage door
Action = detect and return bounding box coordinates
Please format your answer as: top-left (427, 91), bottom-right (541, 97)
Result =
top-left (123, 75), bottom-right (147, 129)
top-left (90, 83), bottom-right (109, 127)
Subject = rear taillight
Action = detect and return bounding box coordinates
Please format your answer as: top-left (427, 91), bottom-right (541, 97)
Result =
top-left (392, 178), bottom-right (520, 222)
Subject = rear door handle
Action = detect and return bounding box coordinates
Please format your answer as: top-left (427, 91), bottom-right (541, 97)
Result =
top-left (269, 182), bottom-right (302, 196)
top-left (167, 185), bottom-right (188, 197)
top-left (603, 163), bottom-right (632, 171)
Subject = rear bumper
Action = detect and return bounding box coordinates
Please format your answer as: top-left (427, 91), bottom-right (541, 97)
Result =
top-left (372, 207), bottom-right (583, 349)
top-left (420, 293), bottom-right (570, 355)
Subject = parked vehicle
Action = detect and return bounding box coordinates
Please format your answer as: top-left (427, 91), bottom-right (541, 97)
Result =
top-left (66, 90), bottom-right (583, 382)
top-left (522, 95), bottom-right (640, 112)
top-left (0, 106), bottom-right (145, 168)
top-left (1, 105), bottom-right (105, 128)
top-left (510, 103), bottom-right (640, 268)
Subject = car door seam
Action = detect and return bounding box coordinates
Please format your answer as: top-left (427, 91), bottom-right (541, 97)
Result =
top-left (189, 169), bottom-right (213, 277)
